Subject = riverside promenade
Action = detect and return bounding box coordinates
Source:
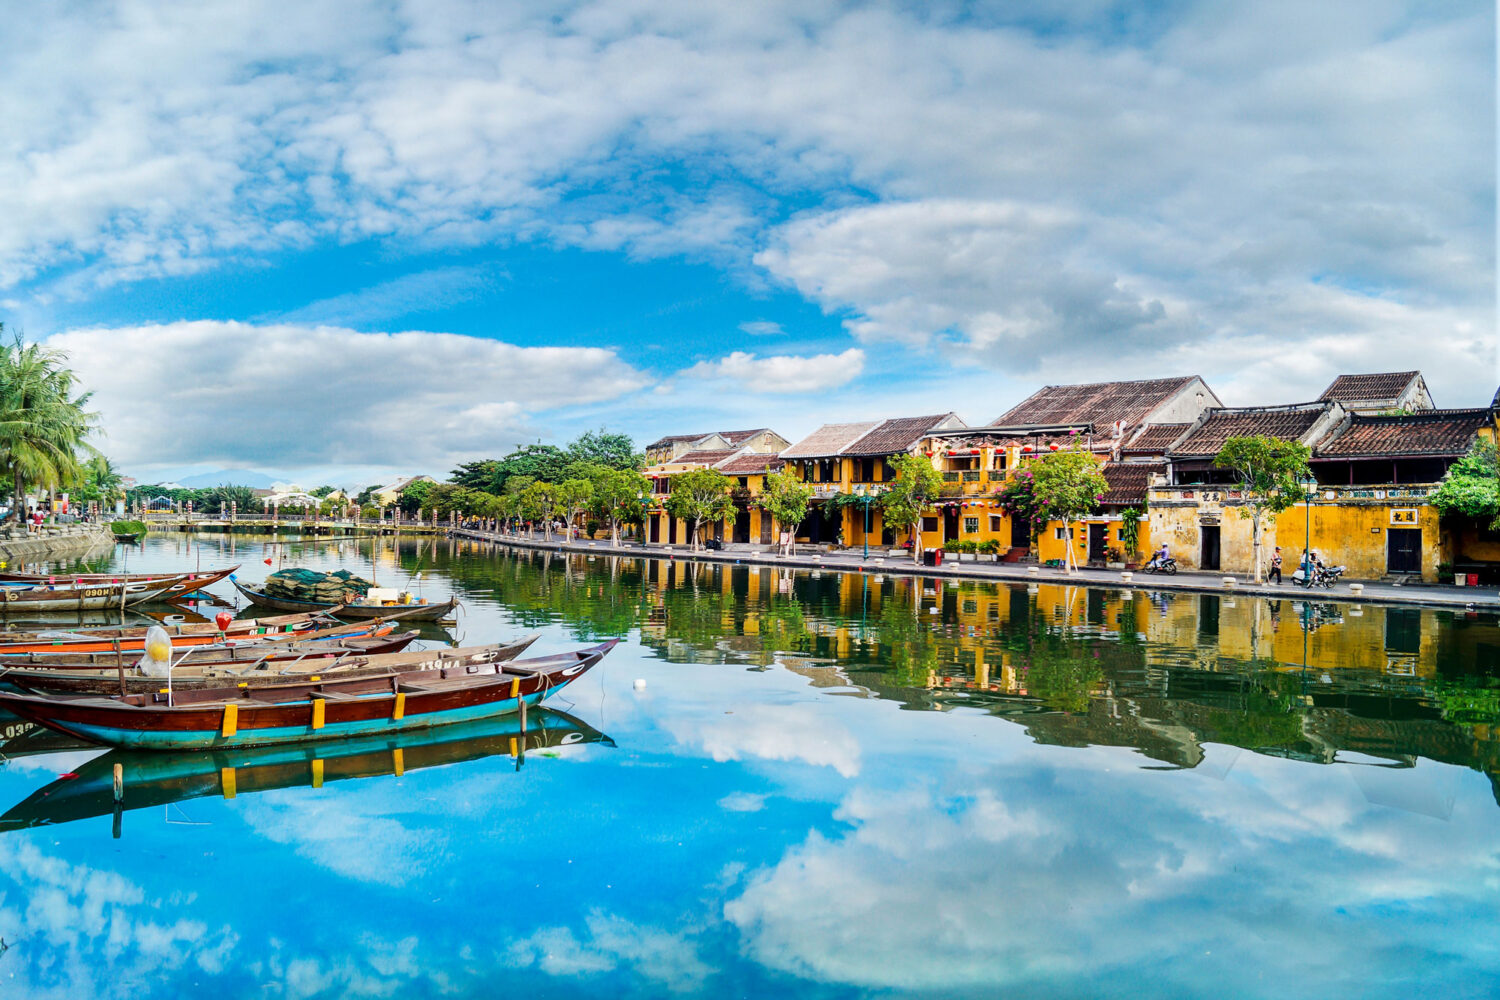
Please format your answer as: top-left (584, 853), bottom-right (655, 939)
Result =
top-left (453, 528), bottom-right (1500, 612)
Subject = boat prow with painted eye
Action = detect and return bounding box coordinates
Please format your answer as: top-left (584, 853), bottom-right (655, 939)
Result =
top-left (0, 640), bottom-right (619, 751)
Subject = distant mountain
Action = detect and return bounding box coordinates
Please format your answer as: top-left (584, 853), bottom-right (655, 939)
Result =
top-left (177, 469), bottom-right (279, 489)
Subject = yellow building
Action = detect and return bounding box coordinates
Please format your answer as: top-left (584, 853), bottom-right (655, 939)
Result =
top-left (642, 428), bottom-right (790, 546)
top-left (1153, 390), bottom-right (1497, 582)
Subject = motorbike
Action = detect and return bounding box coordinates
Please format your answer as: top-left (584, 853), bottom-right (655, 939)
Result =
top-left (1292, 563), bottom-right (1345, 588)
top-left (1143, 555), bottom-right (1177, 575)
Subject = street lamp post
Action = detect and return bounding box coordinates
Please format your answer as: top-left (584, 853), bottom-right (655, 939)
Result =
top-left (1299, 473), bottom-right (1318, 586)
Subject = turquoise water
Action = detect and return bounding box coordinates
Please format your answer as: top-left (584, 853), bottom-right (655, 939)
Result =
top-left (0, 531), bottom-right (1496, 999)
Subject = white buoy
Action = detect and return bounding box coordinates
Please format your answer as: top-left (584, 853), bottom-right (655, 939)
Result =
top-left (632, 678), bottom-right (647, 691)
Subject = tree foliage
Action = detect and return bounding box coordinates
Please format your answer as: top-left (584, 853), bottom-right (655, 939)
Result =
top-left (1213, 434), bottom-right (1312, 582)
top-left (589, 467), bottom-right (651, 545)
top-left (879, 453), bottom-right (944, 563)
top-left (760, 470), bottom-right (814, 551)
top-left (566, 429), bottom-right (643, 471)
top-left (1433, 439), bottom-right (1499, 524)
top-left (1029, 447), bottom-right (1110, 571)
top-left (0, 330), bottom-right (98, 519)
top-left (665, 466), bottom-right (734, 551)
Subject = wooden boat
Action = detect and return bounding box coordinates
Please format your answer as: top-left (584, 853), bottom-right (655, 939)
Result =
top-left (0, 610), bottom-right (422, 656)
top-left (232, 578), bottom-right (459, 620)
top-left (2, 635), bottom-right (542, 694)
top-left (0, 708), bottom-right (612, 831)
top-left (0, 622), bottom-right (414, 673)
top-left (0, 574), bottom-right (195, 613)
top-left (0, 602), bottom-right (444, 656)
top-left (0, 566), bottom-right (239, 603)
top-left (0, 608), bottom-right (333, 645)
top-left (0, 640), bottom-right (616, 750)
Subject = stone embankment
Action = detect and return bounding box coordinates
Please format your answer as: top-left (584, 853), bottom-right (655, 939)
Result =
top-left (451, 528), bottom-right (1500, 612)
top-left (0, 524), bottom-right (114, 566)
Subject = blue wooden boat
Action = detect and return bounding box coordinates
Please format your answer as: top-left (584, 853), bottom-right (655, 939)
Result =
top-left (0, 640), bottom-right (617, 750)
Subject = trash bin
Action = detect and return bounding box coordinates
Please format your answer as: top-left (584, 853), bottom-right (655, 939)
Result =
top-left (1468, 573), bottom-right (1480, 587)
top-left (923, 549), bottom-right (943, 567)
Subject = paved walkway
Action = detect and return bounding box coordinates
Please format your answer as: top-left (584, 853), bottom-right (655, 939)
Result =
top-left (451, 529), bottom-right (1500, 611)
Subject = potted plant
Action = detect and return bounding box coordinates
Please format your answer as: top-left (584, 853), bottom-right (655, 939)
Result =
top-left (1105, 546), bottom-right (1125, 570)
top-left (978, 538), bottom-right (1001, 562)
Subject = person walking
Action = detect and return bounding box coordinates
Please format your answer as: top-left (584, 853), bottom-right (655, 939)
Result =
top-left (1269, 545), bottom-right (1283, 584)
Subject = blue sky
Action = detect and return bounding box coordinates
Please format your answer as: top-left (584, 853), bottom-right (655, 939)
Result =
top-left (0, 0), bottom-right (1493, 486)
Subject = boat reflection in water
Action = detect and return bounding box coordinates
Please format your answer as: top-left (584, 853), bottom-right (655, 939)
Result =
top-left (0, 708), bottom-right (612, 835)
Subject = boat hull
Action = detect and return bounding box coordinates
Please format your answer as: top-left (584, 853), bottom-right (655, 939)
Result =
top-left (232, 579), bottom-right (457, 620)
top-left (0, 641), bottom-right (613, 750)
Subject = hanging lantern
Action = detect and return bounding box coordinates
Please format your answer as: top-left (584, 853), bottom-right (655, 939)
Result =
top-left (970, 448), bottom-right (980, 455)
top-left (1049, 443), bottom-right (1060, 451)
top-left (1021, 444), bottom-right (1033, 453)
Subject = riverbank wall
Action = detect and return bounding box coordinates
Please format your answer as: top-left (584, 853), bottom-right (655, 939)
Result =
top-left (0, 524), bottom-right (115, 567)
top-left (451, 528), bottom-right (1500, 612)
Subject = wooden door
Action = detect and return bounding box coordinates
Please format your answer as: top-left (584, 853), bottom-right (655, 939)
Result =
top-left (1387, 528), bottom-right (1421, 573)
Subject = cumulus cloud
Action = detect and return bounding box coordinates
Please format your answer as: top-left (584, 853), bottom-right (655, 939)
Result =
top-left (669, 705), bottom-right (862, 777)
top-left (679, 349), bottom-right (864, 394)
top-left (0, 1), bottom-right (1491, 401)
top-left (49, 321), bottom-right (649, 474)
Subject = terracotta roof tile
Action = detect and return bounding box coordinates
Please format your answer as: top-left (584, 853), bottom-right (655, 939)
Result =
top-left (1315, 409), bottom-right (1491, 458)
top-left (1121, 423), bottom-right (1191, 454)
top-left (717, 454), bottom-right (786, 474)
top-left (1169, 404), bottom-right (1333, 459)
top-left (1318, 371), bottom-right (1418, 403)
top-left (673, 448), bottom-right (739, 466)
top-left (718, 429), bottom-right (769, 444)
top-left (991, 377), bottom-right (1201, 427)
top-left (1100, 463), bottom-right (1163, 506)
top-left (781, 421), bottom-right (880, 458)
top-left (845, 415), bottom-right (958, 456)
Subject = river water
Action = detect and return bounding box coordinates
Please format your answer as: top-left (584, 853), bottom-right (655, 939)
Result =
top-left (0, 531), bottom-right (1496, 998)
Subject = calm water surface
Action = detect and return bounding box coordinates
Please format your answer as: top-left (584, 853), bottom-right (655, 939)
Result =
top-left (0, 531), bottom-right (1496, 999)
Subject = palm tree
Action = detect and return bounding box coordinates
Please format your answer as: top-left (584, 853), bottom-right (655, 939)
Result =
top-left (0, 330), bottom-right (98, 521)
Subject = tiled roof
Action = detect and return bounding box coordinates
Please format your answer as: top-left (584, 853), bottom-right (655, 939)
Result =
top-left (717, 453), bottom-right (785, 475)
top-left (845, 415), bottom-right (959, 456)
top-left (645, 433), bottom-right (708, 450)
top-left (1318, 371), bottom-right (1418, 403)
top-left (1121, 423), bottom-right (1190, 454)
top-left (991, 376), bottom-right (1200, 427)
top-left (672, 448), bottom-right (739, 466)
top-left (1169, 404), bottom-right (1333, 459)
top-left (781, 421), bottom-right (879, 458)
top-left (1315, 409), bottom-right (1492, 458)
top-left (718, 429), bottom-right (769, 445)
top-left (1099, 463), bottom-right (1163, 506)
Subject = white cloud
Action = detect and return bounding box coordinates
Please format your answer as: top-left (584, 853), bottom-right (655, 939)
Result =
top-left (49, 321), bottom-right (650, 477)
top-left (669, 705), bottom-right (862, 777)
top-left (0, 1), bottom-right (1491, 401)
top-left (507, 911), bottom-right (713, 994)
top-left (679, 349), bottom-right (864, 394)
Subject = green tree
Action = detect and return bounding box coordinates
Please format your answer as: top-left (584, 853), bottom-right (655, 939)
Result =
top-left (518, 481), bottom-right (557, 538)
top-left (1030, 446), bottom-right (1110, 572)
top-left (1213, 434), bottom-right (1313, 582)
top-left (590, 467), bottom-right (651, 546)
top-left (567, 429), bottom-right (642, 471)
top-left (495, 445), bottom-right (570, 488)
top-left (879, 453), bottom-right (944, 564)
top-left (665, 467), bottom-right (734, 551)
top-left (1432, 439), bottom-right (1499, 527)
top-left (760, 469), bottom-right (814, 555)
top-left (310, 485), bottom-right (338, 498)
top-left (554, 477), bottom-right (595, 541)
top-left (450, 458), bottom-right (502, 492)
top-left (0, 332), bottom-right (98, 521)
top-left (70, 454), bottom-right (125, 508)
top-left (396, 478), bottom-right (436, 516)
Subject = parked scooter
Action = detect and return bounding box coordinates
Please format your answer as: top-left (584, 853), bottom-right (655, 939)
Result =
top-left (1292, 562), bottom-right (1345, 588)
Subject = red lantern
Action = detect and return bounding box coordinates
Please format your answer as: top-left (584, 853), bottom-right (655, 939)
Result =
top-left (970, 448), bottom-right (980, 455)
top-left (1049, 443), bottom-right (1059, 451)
top-left (215, 611), bottom-right (233, 631)
top-left (1021, 444), bottom-right (1033, 453)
